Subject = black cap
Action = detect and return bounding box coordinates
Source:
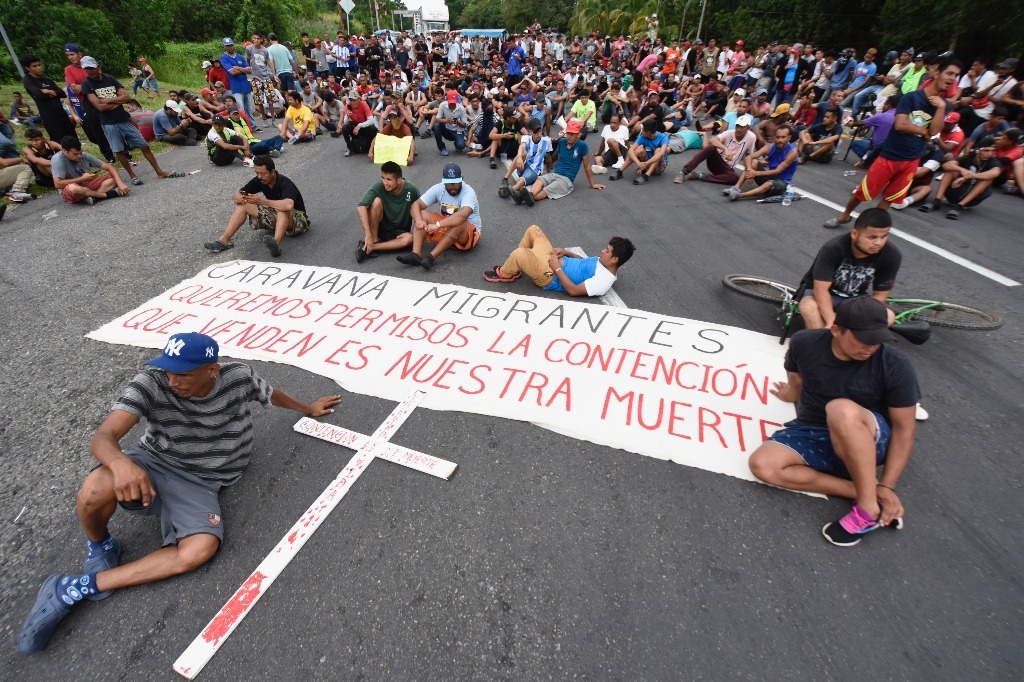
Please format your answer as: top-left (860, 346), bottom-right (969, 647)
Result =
top-left (1003, 128), bottom-right (1023, 144)
top-left (977, 135), bottom-right (997, 148)
top-left (212, 114), bottom-right (228, 125)
top-left (835, 297), bottom-right (897, 344)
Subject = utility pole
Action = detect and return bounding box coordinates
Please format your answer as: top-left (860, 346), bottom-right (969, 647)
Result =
top-left (0, 19), bottom-right (24, 80)
top-left (696, 0), bottom-right (710, 43)
top-left (678, 0), bottom-right (695, 41)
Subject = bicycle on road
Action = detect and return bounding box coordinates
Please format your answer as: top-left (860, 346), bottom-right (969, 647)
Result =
top-left (722, 274), bottom-right (1003, 345)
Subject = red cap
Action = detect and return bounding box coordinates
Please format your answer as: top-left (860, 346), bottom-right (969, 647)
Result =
top-left (944, 111), bottom-right (961, 123)
top-left (565, 119), bottom-right (582, 134)
top-left (446, 90), bottom-right (458, 104)
top-left (736, 39), bottom-right (744, 46)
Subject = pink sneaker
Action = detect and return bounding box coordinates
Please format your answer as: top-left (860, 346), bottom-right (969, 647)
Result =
top-left (822, 503), bottom-right (879, 546)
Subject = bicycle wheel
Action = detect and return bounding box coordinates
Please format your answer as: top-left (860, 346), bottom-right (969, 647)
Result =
top-left (889, 299), bottom-right (1003, 330)
top-left (722, 275), bottom-right (797, 303)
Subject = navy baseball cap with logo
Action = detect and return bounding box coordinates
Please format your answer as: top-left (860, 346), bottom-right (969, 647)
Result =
top-left (147, 333), bottom-right (220, 372)
top-left (442, 162), bottom-right (462, 184)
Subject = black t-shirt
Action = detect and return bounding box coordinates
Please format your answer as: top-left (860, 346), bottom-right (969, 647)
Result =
top-left (22, 73), bottom-right (67, 116)
top-left (785, 329), bottom-right (920, 426)
top-left (241, 172), bottom-right (306, 214)
top-left (80, 74), bottom-right (131, 125)
top-left (956, 153), bottom-right (1000, 180)
top-left (638, 102), bottom-right (667, 124)
top-left (808, 121), bottom-right (840, 141)
top-left (803, 233), bottom-right (902, 298)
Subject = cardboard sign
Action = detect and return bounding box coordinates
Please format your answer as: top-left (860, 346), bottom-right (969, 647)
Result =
top-left (372, 133), bottom-right (413, 165)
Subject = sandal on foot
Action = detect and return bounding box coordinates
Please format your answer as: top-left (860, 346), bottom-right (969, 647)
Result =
top-left (204, 239), bottom-right (234, 252)
top-left (130, 177), bottom-right (144, 186)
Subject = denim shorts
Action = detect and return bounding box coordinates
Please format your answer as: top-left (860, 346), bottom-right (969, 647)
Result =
top-left (102, 121), bottom-right (150, 154)
top-left (116, 447), bottom-right (224, 546)
top-left (768, 412), bottom-right (891, 474)
top-left (511, 167), bottom-right (539, 186)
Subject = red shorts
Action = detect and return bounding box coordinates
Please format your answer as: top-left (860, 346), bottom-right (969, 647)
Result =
top-left (853, 157), bottom-right (917, 204)
top-left (61, 175), bottom-right (108, 203)
top-left (421, 210), bottom-right (480, 250)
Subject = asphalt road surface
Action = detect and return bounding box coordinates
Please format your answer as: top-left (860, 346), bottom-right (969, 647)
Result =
top-left (2, 130), bottom-right (1021, 681)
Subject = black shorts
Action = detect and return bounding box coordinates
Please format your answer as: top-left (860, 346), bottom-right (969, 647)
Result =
top-left (380, 216), bottom-right (412, 241)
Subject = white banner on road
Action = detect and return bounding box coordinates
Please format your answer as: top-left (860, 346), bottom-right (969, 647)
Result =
top-left (87, 260), bottom-right (794, 483)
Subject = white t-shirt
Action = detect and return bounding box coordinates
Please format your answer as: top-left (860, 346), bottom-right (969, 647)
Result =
top-left (601, 123), bottom-right (630, 147)
top-left (585, 264), bottom-right (616, 296)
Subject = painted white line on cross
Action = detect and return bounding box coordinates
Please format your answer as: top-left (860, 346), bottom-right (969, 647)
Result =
top-left (727, 160), bottom-right (1021, 287)
top-left (566, 246), bottom-right (629, 308)
top-left (172, 390), bottom-right (452, 679)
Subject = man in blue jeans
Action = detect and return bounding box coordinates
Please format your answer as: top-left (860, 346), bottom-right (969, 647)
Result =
top-left (747, 295), bottom-right (920, 547)
top-left (433, 90), bottom-right (468, 156)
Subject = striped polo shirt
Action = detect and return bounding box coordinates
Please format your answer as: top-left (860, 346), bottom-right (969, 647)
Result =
top-left (112, 362), bottom-right (273, 486)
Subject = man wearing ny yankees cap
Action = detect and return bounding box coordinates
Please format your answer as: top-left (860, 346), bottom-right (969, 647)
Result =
top-left (19, 333), bottom-right (341, 655)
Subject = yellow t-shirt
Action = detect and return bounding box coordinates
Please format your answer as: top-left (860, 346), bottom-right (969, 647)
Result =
top-left (286, 104), bottom-right (315, 131)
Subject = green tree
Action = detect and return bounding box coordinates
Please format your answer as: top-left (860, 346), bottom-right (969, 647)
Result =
top-left (500, 0), bottom-right (575, 33)
top-left (568, 0), bottom-right (657, 38)
top-left (458, 0), bottom-right (504, 29)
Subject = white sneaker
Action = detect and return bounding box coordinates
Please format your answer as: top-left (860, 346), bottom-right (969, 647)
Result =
top-left (5, 191), bottom-right (33, 202)
top-left (591, 164), bottom-right (607, 175)
top-left (612, 158), bottom-right (625, 170)
top-left (243, 157), bottom-right (255, 167)
top-left (470, 143), bottom-right (483, 151)
top-left (915, 403), bottom-right (929, 421)
top-left (891, 197), bottom-right (913, 210)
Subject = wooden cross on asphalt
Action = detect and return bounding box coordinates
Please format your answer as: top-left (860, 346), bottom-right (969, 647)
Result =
top-left (173, 390), bottom-right (456, 679)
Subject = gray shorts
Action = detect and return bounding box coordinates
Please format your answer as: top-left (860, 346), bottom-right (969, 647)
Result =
top-left (117, 447), bottom-right (224, 546)
top-left (538, 172), bottom-right (575, 200)
top-left (102, 121), bottom-right (150, 154)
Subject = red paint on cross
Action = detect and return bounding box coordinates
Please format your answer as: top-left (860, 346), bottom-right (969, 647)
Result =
top-left (200, 570), bottom-right (269, 645)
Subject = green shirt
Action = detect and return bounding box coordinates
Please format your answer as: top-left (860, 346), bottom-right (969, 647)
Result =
top-left (358, 179), bottom-right (421, 229)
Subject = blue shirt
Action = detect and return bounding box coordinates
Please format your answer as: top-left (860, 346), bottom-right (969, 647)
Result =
top-left (767, 142), bottom-right (797, 183)
top-left (419, 182), bottom-right (482, 231)
top-left (849, 61), bottom-right (877, 90)
top-left (830, 58), bottom-right (855, 89)
top-left (544, 257), bottom-right (597, 292)
top-left (636, 131), bottom-right (669, 163)
top-left (152, 108), bottom-right (179, 140)
top-left (507, 47), bottom-right (526, 76)
top-left (553, 137), bottom-right (589, 181)
top-left (220, 52), bottom-right (252, 94)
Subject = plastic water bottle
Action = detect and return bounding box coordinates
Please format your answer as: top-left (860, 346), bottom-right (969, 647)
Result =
top-left (782, 184), bottom-right (795, 206)
top-left (42, 209), bottom-right (58, 221)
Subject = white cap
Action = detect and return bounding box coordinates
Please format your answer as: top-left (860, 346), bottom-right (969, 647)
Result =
top-left (164, 99), bottom-right (181, 113)
top-left (736, 114), bottom-right (753, 127)
top-left (733, 88), bottom-right (746, 97)
top-left (202, 60), bottom-right (212, 68)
